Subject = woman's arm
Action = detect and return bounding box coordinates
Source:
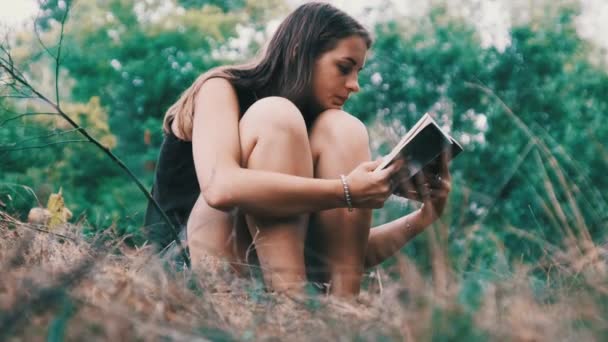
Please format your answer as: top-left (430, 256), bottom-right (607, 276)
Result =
top-left (365, 161), bottom-right (452, 268)
top-left (364, 209), bottom-right (429, 268)
top-left (191, 78), bottom-right (397, 218)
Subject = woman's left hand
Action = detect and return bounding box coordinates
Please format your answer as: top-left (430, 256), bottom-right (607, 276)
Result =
top-left (418, 152), bottom-right (452, 225)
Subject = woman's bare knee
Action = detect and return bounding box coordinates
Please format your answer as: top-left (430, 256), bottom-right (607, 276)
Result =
top-left (239, 97), bottom-right (311, 167)
top-left (310, 109), bottom-right (370, 177)
top-left (240, 97), bottom-right (304, 132)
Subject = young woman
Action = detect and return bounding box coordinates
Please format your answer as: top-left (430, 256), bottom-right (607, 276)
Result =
top-left (144, 2), bottom-right (452, 297)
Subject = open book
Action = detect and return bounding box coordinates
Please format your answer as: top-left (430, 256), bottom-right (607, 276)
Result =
top-left (374, 113), bottom-right (463, 201)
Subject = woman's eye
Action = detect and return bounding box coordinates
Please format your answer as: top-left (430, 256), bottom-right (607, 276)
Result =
top-left (338, 65), bottom-right (351, 75)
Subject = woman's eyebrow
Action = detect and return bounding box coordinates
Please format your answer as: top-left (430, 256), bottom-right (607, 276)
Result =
top-left (341, 57), bottom-right (364, 71)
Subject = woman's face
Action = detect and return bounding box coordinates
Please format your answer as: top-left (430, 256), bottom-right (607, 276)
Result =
top-left (311, 35), bottom-right (368, 111)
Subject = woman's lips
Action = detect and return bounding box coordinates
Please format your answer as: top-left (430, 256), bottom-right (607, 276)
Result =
top-left (335, 96), bottom-right (347, 105)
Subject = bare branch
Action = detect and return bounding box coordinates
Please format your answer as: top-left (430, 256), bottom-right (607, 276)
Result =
top-left (0, 112), bottom-right (58, 126)
top-left (1, 95), bottom-right (37, 99)
top-left (0, 217), bottom-right (77, 243)
top-left (0, 128), bottom-right (80, 147)
top-left (55, 3), bottom-right (70, 107)
top-left (33, 6), bottom-right (56, 60)
top-left (0, 139), bottom-right (89, 153)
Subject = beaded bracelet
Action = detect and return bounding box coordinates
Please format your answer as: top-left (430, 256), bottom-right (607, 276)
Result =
top-left (339, 174), bottom-right (353, 212)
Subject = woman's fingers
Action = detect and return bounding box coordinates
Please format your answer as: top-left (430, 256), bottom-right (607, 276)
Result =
top-left (427, 188), bottom-right (450, 198)
top-left (387, 158), bottom-right (405, 176)
top-left (363, 158), bottom-right (384, 172)
top-left (428, 175), bottom-right (451, 188)
top-left (439, 151), bottom-right (451, 179)
top-left (376, 158), bottom-right (404, 181)
top-left (348, 158), bottom-right (405, 208)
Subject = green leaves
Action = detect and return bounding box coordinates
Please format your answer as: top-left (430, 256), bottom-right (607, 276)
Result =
top-left (3, 0), bottom-right (608, 279)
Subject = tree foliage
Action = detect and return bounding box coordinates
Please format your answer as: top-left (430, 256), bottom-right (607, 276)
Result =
top-left (1, 1), bottom-right (606, 266)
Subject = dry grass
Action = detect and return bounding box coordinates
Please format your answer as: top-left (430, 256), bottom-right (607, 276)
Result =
top-left (1, 211), bottom-right (607, 341)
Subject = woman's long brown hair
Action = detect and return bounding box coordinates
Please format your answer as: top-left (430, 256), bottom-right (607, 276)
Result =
top-left (163, 2), bottom-right (372, 140)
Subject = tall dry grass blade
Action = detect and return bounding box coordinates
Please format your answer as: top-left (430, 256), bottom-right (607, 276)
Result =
top-left (533, 150), bottom-right (581, 251)
top-left (427, 223), bottom-right (448, 294)
top-left (528, 185), bottom-right (566, 235)
top-left (534, 123), bottom-right (607, 227)
top-left (504, 225), bottom-right (562, 256)
top-left (534, 151), bottom-right (582, 248)
top-left (542, 150), bottom-right (593, 242)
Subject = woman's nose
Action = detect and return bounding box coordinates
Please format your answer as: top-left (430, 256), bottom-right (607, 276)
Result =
top-left (346, 76), bottom-right (360, 93)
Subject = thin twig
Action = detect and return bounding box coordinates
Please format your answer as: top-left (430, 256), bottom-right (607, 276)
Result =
top-left (55, 3), bottom-right (70, 107)
top-left (0, 128), bottom-right (80, 147)
top-left (0, 218), bottom-right (77, 243)
top-left (0, 139), bottom-right (89, 153)
top-left (33, 7), bottom-right (56, 60)
top-left (0, 95), bottom-right (36, 99)
top-left (0, 112), bottom-right (58, 126)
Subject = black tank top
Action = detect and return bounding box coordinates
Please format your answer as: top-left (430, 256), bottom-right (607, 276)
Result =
top-left (143, 84), bottom-right (257, 248)
top-left (143, 131), bottom-right (199, 248)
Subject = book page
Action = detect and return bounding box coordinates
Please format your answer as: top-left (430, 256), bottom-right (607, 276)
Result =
top-left (375, 113), bottom-right (432, 171)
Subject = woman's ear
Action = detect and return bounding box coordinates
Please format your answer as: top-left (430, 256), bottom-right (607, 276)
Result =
top-left (291, 44), bottom-right (299, 59)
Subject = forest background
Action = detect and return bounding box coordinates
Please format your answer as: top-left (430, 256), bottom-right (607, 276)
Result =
top-left (1, 0), bottom-right (608, 339)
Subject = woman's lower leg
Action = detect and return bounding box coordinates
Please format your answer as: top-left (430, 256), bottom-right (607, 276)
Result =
top-left (238, 98), bottom-right (314, 293)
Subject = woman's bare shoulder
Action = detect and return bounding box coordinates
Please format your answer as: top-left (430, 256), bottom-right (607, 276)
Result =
top-left (171, 77), bottom-right (238, 139)
top-left (192, 76), bottom-right (241, 131)
top-left (197, 76), bottom-right (237, 97)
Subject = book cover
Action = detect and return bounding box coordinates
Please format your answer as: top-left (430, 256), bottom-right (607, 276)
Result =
top-left (375, 113), bottom-right (463, 201)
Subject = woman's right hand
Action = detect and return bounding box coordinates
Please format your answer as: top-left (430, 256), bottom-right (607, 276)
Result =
top-left (345, 158), bottom-right (404, 209)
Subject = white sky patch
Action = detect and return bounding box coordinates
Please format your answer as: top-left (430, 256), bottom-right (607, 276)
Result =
top-left (577, 0), bottom-right (608, 51)
top-left (285, 0), bottom-right (511, 50)
top-left (265, 18), bottom-right (282, 38)
top-left (1, 0), bottom-right (607, 57)
top-left (134, 1), bottom-right (176, 23)
top-left (0, 0), bottom-right (38, 33)
top-left (470, 0), bottom-right (512, 52)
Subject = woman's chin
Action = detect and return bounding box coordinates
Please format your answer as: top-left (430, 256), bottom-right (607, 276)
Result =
top-left (316, 102), bottom-right (343, 113)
